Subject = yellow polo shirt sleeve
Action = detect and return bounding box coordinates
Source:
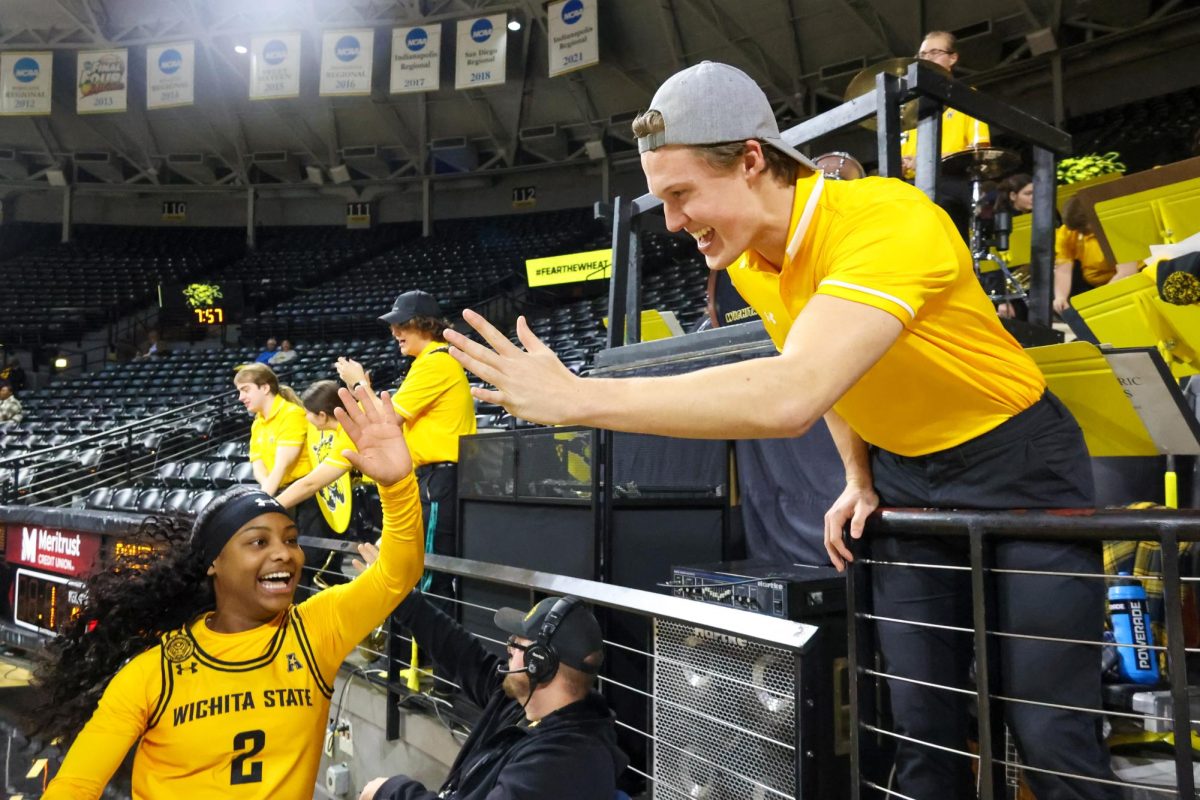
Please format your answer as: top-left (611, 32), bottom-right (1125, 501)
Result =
top-left (392, 348), bottom-right (454, 421)
top-left (1055, 225), bottom-right (1079, 262)
top-left (814, 199), bottom-right (960, 325)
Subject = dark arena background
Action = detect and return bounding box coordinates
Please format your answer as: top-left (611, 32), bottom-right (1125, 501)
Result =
top-left (0, 1), bottom-right (1199, 798)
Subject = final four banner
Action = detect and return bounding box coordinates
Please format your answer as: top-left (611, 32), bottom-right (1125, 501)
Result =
top-left (455, 14), bottom-right (506, 90)
top-left (391, 24), bottom-right (441, 94)
top-left (0, 52), bottom-right (52, 115)
top-left (250, 33), bottom-right (301, 99)
top-left (146, 42), bottom-right (195, 109)
top-left (547, 0), bottom-right (598, 77)
top-left (77, 48), bottom-right (128, 114)
top-left (320, 29), bottom-right (373, 96)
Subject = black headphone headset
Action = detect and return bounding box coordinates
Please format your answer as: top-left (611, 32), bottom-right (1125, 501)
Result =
top-left (522, 596), bottom-right (583, 685)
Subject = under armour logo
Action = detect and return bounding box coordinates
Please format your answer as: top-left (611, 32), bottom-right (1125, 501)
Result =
top-left (255, 498), bottom-right (278, 508)
top-left (286, 653), bottom-right (302, 672)
top-left (174, 661), bottom-right (199, 675)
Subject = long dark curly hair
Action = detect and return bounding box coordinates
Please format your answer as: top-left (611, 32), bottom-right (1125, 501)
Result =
top-left (32, 487), bottom-right (256, 745)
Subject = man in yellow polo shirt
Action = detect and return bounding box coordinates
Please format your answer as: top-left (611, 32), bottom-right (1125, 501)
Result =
top-left (443, 62), bottom-right (1118, 800)
top-left (280, 291), bottom-right (475, 600)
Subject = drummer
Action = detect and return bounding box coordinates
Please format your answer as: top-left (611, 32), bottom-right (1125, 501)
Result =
top-left (899, 31), bottom-right (990, 239)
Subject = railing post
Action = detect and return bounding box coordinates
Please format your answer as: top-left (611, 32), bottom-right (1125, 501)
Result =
top-left (845, 530), bottom-right (870, 800)
top-left (1158, 527), bottom-right (1197, 797)
top-left (385, 613), bottom-right (402, 741)
top-left (969, 523), bottom-right (1004, 800)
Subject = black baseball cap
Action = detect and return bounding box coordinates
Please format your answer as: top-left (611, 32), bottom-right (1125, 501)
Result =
top-left (494, 596), bottom-right (604, 673)
top-left (379, 290), bottom-right (443, 326)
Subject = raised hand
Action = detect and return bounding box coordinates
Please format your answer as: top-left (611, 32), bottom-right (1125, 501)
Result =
top-left (333, 386), bottom-right (412, 486)
top-left (443, 310), bottom-right (583, 425)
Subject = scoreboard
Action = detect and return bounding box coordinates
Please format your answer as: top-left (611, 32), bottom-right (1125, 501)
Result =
top-left (160, 281), bottom-right (244, 327)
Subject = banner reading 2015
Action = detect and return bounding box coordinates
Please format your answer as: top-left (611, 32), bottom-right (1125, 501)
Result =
top-left (250, 33), bottom-right (301, 100)
top-left (455, 15), bottom-right (506, 90)
top-left (548, 0), bottom-right (598, 77)
top-left (146, 42), bottom-right (195, 109)
top-left (0, 52), bottom-right (52, 115)
top-left (320, 29), bottom-right (373, 96)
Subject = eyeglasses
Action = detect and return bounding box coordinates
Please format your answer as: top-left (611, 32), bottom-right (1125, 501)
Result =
top-left (917, 48), bottom-right (953, 59)
top-left (506, 635), bottom-right (531, 654)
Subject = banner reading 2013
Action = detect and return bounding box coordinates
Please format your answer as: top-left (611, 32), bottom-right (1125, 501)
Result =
top-left (250, 33), bottom-right (301, 100)
top-left (0, 52), bottom-right (52, 115)
top-left (146, 42), bottom-right (195, 109)
top-left (320, 29), bottom-right (373, 96)
top-left (548, 0), bottom-right (598, 77)
top-left (455, 15), bottom-right (506, 90)
top-left (77, 48), bottom-right (128, 114)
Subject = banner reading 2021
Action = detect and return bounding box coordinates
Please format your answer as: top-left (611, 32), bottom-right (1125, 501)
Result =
top-left (0, 52), bottom-right (52, 115)
top-left (320, 29), bottom-right (373, 96)
top-left (548, 0), bottom-right (598, 77)
top-left (455, 15), bottom-right (506, 90)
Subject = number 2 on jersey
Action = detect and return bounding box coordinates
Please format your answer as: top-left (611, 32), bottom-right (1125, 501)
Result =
top-left (231, 729), bottom-right (266, 784)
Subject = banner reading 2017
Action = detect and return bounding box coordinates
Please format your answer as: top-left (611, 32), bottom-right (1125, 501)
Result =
top-left (455, 15), bottom-right (506, 90)
top-left (391, 25), bottom-right (441, 94)
top-left (548, 0), bottom-right (598, 77)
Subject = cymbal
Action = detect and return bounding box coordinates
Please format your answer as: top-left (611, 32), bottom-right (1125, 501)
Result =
top-left (844, 58), bottom-right (952, 131)
top-left (940, 146), bottom-right (1020, 180)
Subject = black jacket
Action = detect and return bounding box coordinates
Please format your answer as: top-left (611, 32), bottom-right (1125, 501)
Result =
top-left (375, 592), bottom-right (628, 800)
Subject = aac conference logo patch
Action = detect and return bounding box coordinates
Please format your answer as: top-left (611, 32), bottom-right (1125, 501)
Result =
top-left (470, 18), bottom-right (493, 43)
top-left (13, 57), bottom-right (39, 83)
top-left (158, 48), bottom-right (183, 75)
top-left (263, 39), bottom-right (288, 66)
top-left (562, 0), bottom-right (584, 24)
top-left (335, 35), bottom-right (360, 62)
top-left (405, 28), bottom-right (428, 52)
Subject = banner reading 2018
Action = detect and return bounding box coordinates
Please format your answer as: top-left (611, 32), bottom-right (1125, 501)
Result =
top-left (250, 33), bottom-right (301, 100)
top-left (455, 15), bottom-right (506, 90)
top-left (548, 0), bottom-right (598, 77)
top-left (320, 29), bottom-right (373, 96)
top-left (146, 42), bottom-right (195, 109)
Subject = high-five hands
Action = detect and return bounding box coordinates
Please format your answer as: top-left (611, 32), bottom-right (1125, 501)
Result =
top-left (333, 386), bottom-right (412, 486)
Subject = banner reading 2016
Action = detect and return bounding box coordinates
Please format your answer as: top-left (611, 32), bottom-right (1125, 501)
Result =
top-left (250, 33), bottom-right (301, 100)
top-left (391, 25), bottom-right (441, 94)
top-left (548, 0), bottom-right (598, 77)
top-left (320, 29), bottom-right (373, 96)
top-left (0, 52), bottom-right (52, 115)
top-left (455, 15), bottom-right (506, 90)
top-left (77, 48), bottom-right (128, 114)
top-left (146, 42), bottom-right (194, 109)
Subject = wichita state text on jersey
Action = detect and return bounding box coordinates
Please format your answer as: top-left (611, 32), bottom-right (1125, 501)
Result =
top-left (43, 474), bottom-right (422, 800)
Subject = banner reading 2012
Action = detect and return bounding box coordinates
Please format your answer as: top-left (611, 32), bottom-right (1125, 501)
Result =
top-left (250, 33), bottom-right (301, 100)
top-left (146, 42), bottom-right (195, 109)
top-left (455, 15), bottom-right (506, 90)
top-left (320, 29), bottom-right (373, 96)
top-left (0, 52), bottom-right (52, 115)
top-left (548, 0), bottom-right (598, 77)
top-left (77, 48), bottom-right (128, 114)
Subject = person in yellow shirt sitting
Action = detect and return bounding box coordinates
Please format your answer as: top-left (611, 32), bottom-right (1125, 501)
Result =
top-left (235, 363), bottom-right (311, 497)
top-left (1052, 196), bottom-right (1142, 313)
top-left (36, 387), bottom-right (424, 800)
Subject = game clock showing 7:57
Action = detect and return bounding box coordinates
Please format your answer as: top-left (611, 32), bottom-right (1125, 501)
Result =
top-left (160, 282), bottom-right (244, 326)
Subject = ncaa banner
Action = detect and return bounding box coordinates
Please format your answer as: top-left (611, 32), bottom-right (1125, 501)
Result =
top-left (250, 33), bottom-right (301, 99)
top-left (390, 25), bottom-right (441, 94)
top-left (320, 29), bottom-right (373, 96)
top-left (146, 42), bottom-right (194, 109)
top-left (77, 48), bottom-right (128, 114)
top-left (0, 52), bottom-right (52, 115)
top-left (548, 0), bottom-right (598, 77)
top-left (455, 14), bottom-right (506, 90)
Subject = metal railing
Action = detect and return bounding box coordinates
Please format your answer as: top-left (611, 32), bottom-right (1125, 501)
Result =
top-left (851, 508), bottom-right (1200, 800)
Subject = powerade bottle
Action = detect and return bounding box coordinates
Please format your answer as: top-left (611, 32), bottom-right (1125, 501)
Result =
top-left (1107, 572), bottom-right (1160, 684)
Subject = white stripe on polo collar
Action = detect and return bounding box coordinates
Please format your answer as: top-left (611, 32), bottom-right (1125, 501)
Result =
top-left (785, 173), bottom-right (824, 262)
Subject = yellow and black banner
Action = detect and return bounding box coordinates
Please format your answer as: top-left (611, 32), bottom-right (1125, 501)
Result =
top-left (525, 248), bottom-right (610, 287)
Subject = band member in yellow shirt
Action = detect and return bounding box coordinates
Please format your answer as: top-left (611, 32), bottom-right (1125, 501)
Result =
top-left (37, 387), bottom-right (423, 799)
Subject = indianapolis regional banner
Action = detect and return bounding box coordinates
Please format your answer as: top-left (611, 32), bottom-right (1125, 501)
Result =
top-left (77, 48), bottom-right (128, 113)
top-left (250, 33), bottom-right (302, 99)
top-left (547, 0), bottom-right (598, 77)
top-left (320, 29), bottom-right (373, 96)
top-left (0, 52), bottom-right (52, 115)
top-left (455, 14), bottom-right (506, 90)
top-left (390, 24), bottom-right (441, 94)
top-left (146, 42), bottom-right (195, 109)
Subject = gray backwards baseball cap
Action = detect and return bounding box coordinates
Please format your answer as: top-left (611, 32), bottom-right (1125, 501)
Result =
top-left (637, 61), bottom-right (816, 170)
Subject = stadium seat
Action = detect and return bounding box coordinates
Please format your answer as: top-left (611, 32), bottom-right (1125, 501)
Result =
top-left (85, 486), bottom-right (112, 510)
top-left (161, 488), bottom-right (191, 514)
top-left (136, 488), bottom-right (164, 513)
top-left (110, 487), bottom-right (139, 512)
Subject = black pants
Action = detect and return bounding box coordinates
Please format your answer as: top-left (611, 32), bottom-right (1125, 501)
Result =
top-left (417, 462), bottom-right (458, 606)
top-left (870, 392), bottom-right (1120, 800)
top-left (294, 496), bottom-right (346, 590)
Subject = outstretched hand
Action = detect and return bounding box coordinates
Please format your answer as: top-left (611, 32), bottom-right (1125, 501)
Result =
top-left (443, 310), bottom-right (583, 425)
top-left (333, 386), bottom-right (412, 486)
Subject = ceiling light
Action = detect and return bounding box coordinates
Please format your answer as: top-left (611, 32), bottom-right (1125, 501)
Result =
top-left (507, 19), bottom-right (521, 31)
top-left (234, 44), bottom-right (249, 55)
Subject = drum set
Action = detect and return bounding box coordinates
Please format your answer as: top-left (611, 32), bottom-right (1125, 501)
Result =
top-left (843, 58), bottom-right (1029, 305)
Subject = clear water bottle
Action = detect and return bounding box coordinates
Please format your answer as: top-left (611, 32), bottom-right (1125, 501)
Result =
top-left (1107, 572), bottom-right (1160, 684)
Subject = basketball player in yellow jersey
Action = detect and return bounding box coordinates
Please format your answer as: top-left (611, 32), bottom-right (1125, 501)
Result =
top-left (444, 62), bottom-right (1119, 800)
top-left (38, 387), bottom-right (422, 800)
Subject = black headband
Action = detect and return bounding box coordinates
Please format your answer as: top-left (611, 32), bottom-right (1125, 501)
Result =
top-left (192, 490), bottom-right (288, 565)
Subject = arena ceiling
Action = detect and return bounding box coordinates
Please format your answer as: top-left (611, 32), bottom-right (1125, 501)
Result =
top-left (0, 0), bottom-right (1196, 192)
